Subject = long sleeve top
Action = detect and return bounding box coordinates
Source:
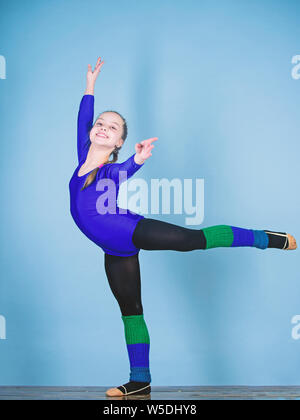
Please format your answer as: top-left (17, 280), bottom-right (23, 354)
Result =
top-left (68, 95), bottom-right (145, 256)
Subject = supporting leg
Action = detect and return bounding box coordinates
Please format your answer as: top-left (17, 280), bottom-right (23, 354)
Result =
top-left (104, 253), bottom-right (151, 396)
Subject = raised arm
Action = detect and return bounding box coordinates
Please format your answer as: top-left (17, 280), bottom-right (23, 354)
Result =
top-left (77, 57), bottom-right (105, 164)
top-left (77, 95), bottom-right (94, 163)
top-left (77, 57), bottom-right (158, 177)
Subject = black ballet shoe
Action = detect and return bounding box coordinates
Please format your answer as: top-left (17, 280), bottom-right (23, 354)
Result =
top-left (263, 230), bottom-right (289, 249)
top-left (116, 381), bottom-right (151, 396)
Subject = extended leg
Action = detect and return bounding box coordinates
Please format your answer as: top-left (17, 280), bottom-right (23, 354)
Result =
top-left (132, 218), bottom-right (296, 251)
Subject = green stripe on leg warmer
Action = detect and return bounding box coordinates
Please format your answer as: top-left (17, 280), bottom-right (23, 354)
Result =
top-left (202, 225), bottom-right (234, 249)
top-left (121, 314), bottom-right (150, 345)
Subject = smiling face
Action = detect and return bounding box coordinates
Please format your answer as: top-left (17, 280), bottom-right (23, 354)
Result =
top-left (89, 112), bottom-right (124, 149)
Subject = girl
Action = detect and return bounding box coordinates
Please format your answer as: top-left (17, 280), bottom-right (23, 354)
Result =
top-left (69, 57), bottom-right (297, 397)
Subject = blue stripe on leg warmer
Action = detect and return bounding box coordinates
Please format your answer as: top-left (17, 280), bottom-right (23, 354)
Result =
top-left (252, 230), bottom-right (269, 249)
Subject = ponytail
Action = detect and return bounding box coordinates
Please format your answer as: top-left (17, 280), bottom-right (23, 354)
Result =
top-left (80, 146), bottom-right (121, 191)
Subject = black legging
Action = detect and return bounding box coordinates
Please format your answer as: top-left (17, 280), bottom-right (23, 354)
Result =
top-left (104, 218), bottom-right (207, 316)
top-left (104, 253), bottom-right (143, 316)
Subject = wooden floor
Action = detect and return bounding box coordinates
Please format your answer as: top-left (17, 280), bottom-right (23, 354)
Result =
top-left (1, 386), bottom-right (300, 400)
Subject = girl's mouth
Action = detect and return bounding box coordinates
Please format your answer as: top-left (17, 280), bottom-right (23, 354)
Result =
top-left (96, 133), bottom-right (108, 139)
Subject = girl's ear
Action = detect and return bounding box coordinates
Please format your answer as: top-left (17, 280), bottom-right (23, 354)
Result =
top-left (117, 139), bottom-right (124, 148)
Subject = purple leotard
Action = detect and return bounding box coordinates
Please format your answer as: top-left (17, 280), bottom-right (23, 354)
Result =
top-left (69, 95), bottom-right (145, 257)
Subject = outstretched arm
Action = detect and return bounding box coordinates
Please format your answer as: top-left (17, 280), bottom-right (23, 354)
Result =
top-left (106, 137), bottom-right (158, 184)
top-left (77, 57), bottom-right (104, 163)
top-left (106, 153), bottom-right (145, 185)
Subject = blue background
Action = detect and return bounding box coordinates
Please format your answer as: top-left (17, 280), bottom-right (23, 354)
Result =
top-left (0, 0), bottom-right (299, 386)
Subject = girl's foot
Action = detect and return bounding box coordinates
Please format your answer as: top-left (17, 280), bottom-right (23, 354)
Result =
top-left (264, 231), bottom-right (297, 250)
top-left (106, 381), bottom-right (151, 397)
top-left (285, 233), bottom-right (297, 250)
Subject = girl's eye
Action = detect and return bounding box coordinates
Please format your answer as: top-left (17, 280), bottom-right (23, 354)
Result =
top-left (97, 123), bottom-right (116, 130)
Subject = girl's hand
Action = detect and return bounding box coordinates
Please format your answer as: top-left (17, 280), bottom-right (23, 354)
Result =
top-left (134, 137), bottom-right (158, 164)
top-left (87, 57), bottom-right (104, 86)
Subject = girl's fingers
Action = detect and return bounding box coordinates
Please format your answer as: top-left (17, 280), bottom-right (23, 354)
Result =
top-left (138, 138), bottom-right (158, 152)
top-left (98, 61), bottom-right (104, 70)
top-left (93, 57), bottom-right (104, 72)
top-left (146, 144), bottom-right (155, 150)
top-left (140, 137), bottom-right (158, 146)
top-left (147, 138), bottom-right (158, 145)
